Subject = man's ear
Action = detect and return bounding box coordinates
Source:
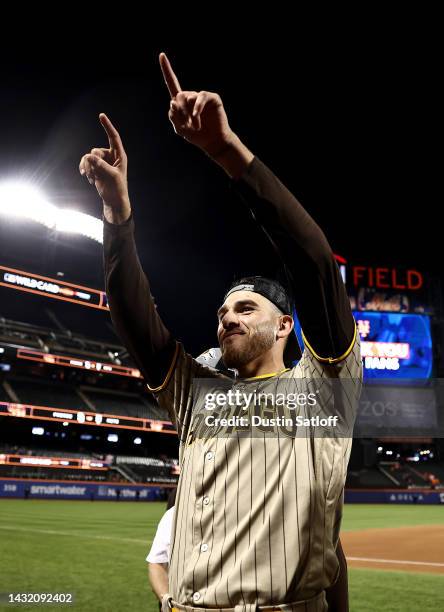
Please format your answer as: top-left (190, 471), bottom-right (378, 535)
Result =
top-left (276, 315), bottom-right (294, 339)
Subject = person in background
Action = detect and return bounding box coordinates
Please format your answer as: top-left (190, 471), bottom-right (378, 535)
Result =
top-left (147, 488), bottom-right (177, 608)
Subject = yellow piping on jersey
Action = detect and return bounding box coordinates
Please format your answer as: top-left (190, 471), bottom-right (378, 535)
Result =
top-left (146, 341), bottom-right (180, 393)
top-left (301, 322), bottom-right (357, 364)
top-left (244, 367), bottom-right (290, 381)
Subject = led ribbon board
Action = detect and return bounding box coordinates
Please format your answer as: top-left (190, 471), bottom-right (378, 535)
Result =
top-left (0, 265), bottom-right (108, 310)
top-left (16, 348), bottom-right (141, 379)
top-left (0, 454), bottom-right (108, 470)
top-left (0, 401), bottom-right (176, 434)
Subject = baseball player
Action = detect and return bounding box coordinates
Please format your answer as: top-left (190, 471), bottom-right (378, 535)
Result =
top-left (79, 54), bottom-right (362, 611)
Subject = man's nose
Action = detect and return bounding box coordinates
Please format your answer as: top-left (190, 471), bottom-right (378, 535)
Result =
top-left (222, 310), bottom-right (240, 329)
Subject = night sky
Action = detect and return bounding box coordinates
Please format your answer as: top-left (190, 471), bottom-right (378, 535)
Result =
top-left (0, 28), bottom-right (440, 357)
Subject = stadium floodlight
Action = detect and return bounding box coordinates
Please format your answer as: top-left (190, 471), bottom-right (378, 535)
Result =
top-left (107, 434), bottom-right (118, 443)
top-left (54, 208), bottom-right (103, 243)
top-left (0, 180), bottom-right (103, 243)
top-left (133, 437), bottom-right (142, 445)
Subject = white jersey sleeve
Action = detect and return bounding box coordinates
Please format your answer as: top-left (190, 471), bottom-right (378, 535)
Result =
top-left (146, 506), bottom-right (175, 564)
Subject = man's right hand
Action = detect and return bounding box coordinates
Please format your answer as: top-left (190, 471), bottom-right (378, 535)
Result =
top-left (79, 113), bottom-right (131, 224)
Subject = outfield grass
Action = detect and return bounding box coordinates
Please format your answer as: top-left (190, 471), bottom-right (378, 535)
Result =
top-left (0, 500), bottom-right (164, 611)
top-left (349, 568), bottom-right (444, 612)
top-left (0, 500), bottom-right (443, 611)
top-left (341, 503), bottom-right (444, 531)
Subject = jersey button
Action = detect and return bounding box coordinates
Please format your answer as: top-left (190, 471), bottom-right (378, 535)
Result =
top-left (192, 592), bottom-right (201, 602)
top-left (205, 451), bottom-right (214, 461)
top-left (200, 543), bottom-right (208, 552)
top-left (203, 496), bottom-right (210, 505)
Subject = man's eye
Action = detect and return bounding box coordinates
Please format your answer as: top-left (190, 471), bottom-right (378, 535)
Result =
top-left (241, 308), bottom-right (253, 314)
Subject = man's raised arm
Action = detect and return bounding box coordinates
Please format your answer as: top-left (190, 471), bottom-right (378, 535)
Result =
top-left (79, 114), bottom-right (177, 390)
top-left (159, 53), bottom-right (355, 363)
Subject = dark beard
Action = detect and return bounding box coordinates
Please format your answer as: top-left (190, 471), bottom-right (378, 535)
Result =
top-left (221, 322), bottom-right (276, 370)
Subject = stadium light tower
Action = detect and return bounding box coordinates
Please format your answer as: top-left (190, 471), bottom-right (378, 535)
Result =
top-left (0, 181), bottom-right (103, 244)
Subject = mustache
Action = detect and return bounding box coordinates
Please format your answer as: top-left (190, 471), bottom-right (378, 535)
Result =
top-left (221, 329), bottom-right (246, 341)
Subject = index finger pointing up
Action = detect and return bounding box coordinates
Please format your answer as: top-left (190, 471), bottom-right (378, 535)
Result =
top-left (99, 113), bottom-right (124, 155)
top-left (159, 52), bottom-right (182, 98)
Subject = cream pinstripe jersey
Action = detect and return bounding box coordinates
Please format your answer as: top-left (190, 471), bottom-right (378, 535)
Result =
top-left (155, 332), bottom-right (362, 610)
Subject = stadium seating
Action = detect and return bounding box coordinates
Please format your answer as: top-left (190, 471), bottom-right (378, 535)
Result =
top-left (81, 388), bottom-right (166, 420)
top-left (346, 467), bottom-right (397, 488)
top-left (115, 456), bottom-right (179, 484)
top-left (410, 462), bottom-right (444, 485)
top-left (0, 383), bottom-right (9, 401)
top-left (9, 376), bottom-right (89, 410)
top-left (0, 445), bottom-right (94, 459)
